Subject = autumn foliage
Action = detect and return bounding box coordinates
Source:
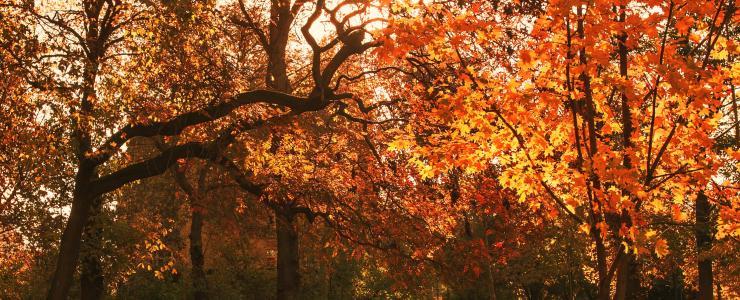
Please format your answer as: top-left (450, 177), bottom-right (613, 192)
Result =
top-left (0, 0), bottom-right (738, 299)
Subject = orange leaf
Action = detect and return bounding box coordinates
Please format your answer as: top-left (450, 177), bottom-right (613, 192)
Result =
top-left (655, 239), bottom-right (669, 258)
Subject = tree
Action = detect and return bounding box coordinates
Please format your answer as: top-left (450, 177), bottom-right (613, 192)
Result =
top-left (380, 0), bottom-right (736, 298)
top-left (4, 0), bottom-right (380, 298)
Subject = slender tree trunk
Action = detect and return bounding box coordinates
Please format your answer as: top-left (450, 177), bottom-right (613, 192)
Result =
top-left (696, 191), bottom-right (713, 300)
top-left (594, 227), bottom-right (610, 300)
top-left (190, 207), bottom-right (208, 300)
top-left (169, 162), bottom-right (210, 300)
top-left (730, 82), bottom-right (738, 143)
top-left (276, 209), bottom-right (300, 300)
top-left (565, 14), bottom-right (610, 300)
top-left (575, 7), bottom-right (617, 299)
top-left (80, 196), bottom-right (105, 300)
top-left (614, 4), bottom-right (641, 299)
top-left (266, 0), bottom-right (293, 94)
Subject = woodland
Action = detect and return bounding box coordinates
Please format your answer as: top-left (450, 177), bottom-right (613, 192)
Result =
top-left (0, 0), bottom-right (738, 299)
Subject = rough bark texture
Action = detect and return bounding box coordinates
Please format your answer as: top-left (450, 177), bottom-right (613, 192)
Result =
top-left (696, 191), bottom-right (713, 300)
top-left (276, 210), bottom-right (300, 300)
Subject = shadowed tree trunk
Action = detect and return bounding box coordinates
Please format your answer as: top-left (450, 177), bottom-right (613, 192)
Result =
top-left (80, 195), bottom-right (105, 300)
top-left (49, 165), bottom-right (96, 299)
top-left (170, 162), bottom-right (209, 300)
top-left (276, 208), bottom-right (300, 300)
top-left (696, 191), bottom-right (713, 300)
top-left (190, 206), bottom-right (208, 300)
top-left (615, 254), bottom-right (640, 300)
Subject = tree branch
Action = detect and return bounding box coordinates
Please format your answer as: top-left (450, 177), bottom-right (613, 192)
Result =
top-left (90, 89), bottom-right (318, 165)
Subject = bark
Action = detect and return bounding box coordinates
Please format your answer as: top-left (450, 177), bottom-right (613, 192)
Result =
top-left (276, 209), bottom-right (300, 300)
top-left (565, 15), bottom-right (610, 299)
top-left (48, 164), bottom-right (96, 300)
top-left (267, 4), bottom-right (298, 298)
top-left (730, 82), bottom-right (738, 145)
top-left (190, 208), bottom-right (208, 300)
top-left (717, 283), bottom-right (722, 300)
top-left (80, 196), bottom-right (105, 300)
top-left (170, 162), bottom-right (209, 300)
top-left (593, 225), bottom-right (610, 300)
top-left (575, 8), bottom-right (614, 300)
top-left (614, 5), bottom-right (641, 298)
top-left (614, 253), bottom-right (640, 300)
top-left (47, 197), bottom-right (89, 300)
top-left (266, 0), bottom-right (294, 93)
top-left (696, 191), bottom-right (713, 300)
top-left (49, 142), bottom-right (217, 299)
top-left (49, 3), bottom-right (104, 297)
top-left (48, 198), bottom-right (87, 300)
top-left (46, 0), bottom-right (370, 296)
top-left (80, 242), bottom-right (104, 300)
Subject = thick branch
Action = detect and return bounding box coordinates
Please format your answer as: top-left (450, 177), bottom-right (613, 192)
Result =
top-left (89, 141), bottom-right (218, 198)
top-left (91, 89), bottom-right (316, 165)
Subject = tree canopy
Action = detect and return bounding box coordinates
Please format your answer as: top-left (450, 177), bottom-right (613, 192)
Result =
top-left (0, 0), bottom-right (738, 299)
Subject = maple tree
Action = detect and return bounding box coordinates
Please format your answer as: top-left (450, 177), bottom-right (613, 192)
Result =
top-left (1, 0), bottom-right (739, 299)
top-left (380, 0), bottom-right (738, 298)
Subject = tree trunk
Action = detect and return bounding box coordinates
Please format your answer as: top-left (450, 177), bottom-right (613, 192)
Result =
top-left (696, 191), bottom-right (713, 300)
top-left (48, 166), bottom-right (95, 300)
top-left (80, 249), bottom-right (104, 300)
top-left (267, 6), bottom-right (296, 296)
top-left (615, 252), bottom-right (640, 300)
top-left (48, 8), bottom-right (100, 296)
top-left (190, 208), bottom-right (208, 300)
top-left (266, 0), bottom-right (293, 94)
top-left (80, 196), bottom-right (105, 300)
top-left (614, 5), bottom-right (641, 298)
top-left (276, 209), bottom-right (300, 300)
top-left (594, 226), bottom-right (610, 300)
top-left (170, 162), bottom-right (210, 300)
